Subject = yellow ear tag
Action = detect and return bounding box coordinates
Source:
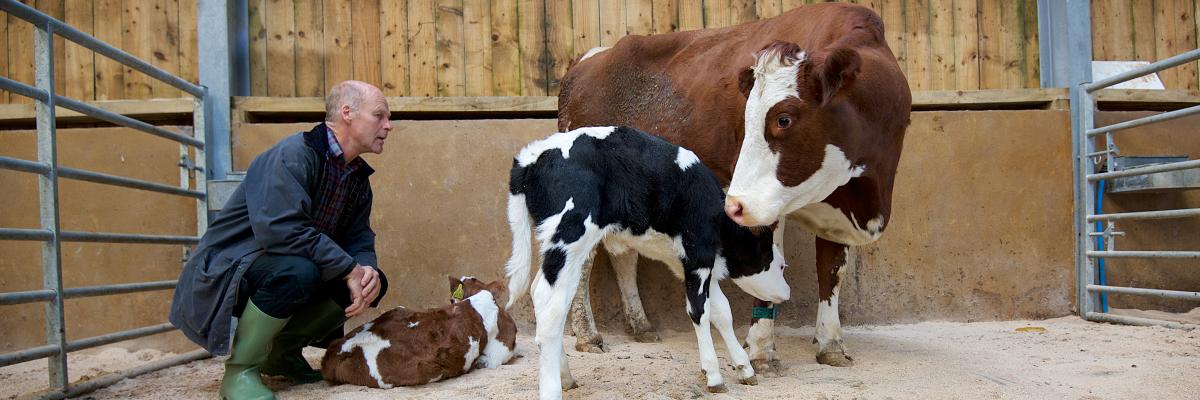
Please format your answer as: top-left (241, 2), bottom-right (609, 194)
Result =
top-left (452, 283), bottom-right (464, 300)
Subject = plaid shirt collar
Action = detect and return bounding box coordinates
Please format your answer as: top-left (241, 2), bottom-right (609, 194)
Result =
top-left (323, 123), bottom-right (370, 174)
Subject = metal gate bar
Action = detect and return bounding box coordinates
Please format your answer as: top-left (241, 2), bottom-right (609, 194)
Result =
top-left (1074, 45), bottom-right (1200, 327)
top-left (0, 280), bottom-right (176, 306)
top-left (0, 0), bottom-right (212, 397)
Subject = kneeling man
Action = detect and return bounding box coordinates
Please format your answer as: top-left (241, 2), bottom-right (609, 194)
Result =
top-left (170, 80), bottom-right (393, 399)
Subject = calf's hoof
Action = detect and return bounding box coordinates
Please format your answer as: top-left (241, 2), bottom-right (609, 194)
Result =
top-left (574, 340), bottom-right (608, 354)
top-left (750, 358), bottom-right (786, 377)
top-left (738, 375), bottom-right (758, 386)
top-left (706, 383), bottom-right (729, 393)
top-left (632, 330), bottom-right (661, 343)
top-left (562, 377), bottom-right (580, 390)
top-left (815, 351), bottom-right (854, 367)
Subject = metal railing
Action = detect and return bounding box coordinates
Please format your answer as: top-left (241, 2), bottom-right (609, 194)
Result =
top-left (0, 1), bottom-right (211, 398)
top-left (1073, 47), bottom-right (1200, 330)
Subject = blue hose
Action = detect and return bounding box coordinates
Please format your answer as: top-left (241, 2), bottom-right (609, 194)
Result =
top-left (1094, 179), bottom-right (1109, 312)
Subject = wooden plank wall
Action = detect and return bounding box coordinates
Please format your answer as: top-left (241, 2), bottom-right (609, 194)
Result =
top-left (2, 0), bottom-right (197, 103)
top-left (2, 0), bottom-right (1198, 103)
top-left (1092, 0), bottom-right (1199, 90)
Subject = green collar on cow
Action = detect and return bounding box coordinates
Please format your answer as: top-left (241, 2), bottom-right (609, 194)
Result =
top-left (452, 283), bottom-right (464, 301)
top-left (752, 305), bottom-right (778, 319)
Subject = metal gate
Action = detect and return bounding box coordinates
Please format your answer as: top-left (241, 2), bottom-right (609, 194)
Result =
top-left (1073, 48), bottom-right (1200, 329)
top-left (0, 1), bottom-right (211, 398)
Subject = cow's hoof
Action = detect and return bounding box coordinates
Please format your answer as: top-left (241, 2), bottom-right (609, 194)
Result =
top-left (750, 359), bottom-right (786, 377)
top-left (575, 341), bottom-right (608, 354)
top-left (562, 378), bottom-right (580, 390)
top-left (816, 351), bottom-right (854, 367)
top-left (706, 383), bottom-right (729, 393)
top-left (632, 330), bottom-right (661, 343)
top-left (738, 375), bottom-right (758, 386)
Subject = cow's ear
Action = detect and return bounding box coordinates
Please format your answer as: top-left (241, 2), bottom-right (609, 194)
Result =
top-left (817, 47), bottom-right (861, 106)
top-left (738, 67), bottom-right (755, 98)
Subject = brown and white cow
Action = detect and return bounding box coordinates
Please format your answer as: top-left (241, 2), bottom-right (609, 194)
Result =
top-left (558, 3), bottom-right (911, 369)
top-left (320, 277), bottom-right (517, 387)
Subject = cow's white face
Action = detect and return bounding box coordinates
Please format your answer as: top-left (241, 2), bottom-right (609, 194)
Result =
top-left (725, 41), bottom-right (863, 227)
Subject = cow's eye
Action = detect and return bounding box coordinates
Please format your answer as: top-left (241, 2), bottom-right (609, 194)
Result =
top-left (776, 115), bottom-right (792, 129)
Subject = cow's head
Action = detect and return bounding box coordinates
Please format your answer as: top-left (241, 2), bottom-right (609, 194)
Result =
top-left (720, 217), bottom-right (789, 303)
top-left (725, 41), bottom-right (864, 227)
top-left (450, 276), bottom-right (507, 305)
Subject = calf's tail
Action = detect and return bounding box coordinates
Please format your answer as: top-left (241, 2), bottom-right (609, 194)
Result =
top-left (504, 165), bottom-right (535, 309)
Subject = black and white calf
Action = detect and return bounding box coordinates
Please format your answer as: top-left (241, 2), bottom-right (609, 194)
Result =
top-left (503, 126), bottom-right (790, 399)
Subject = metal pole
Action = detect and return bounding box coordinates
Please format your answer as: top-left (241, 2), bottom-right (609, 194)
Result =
top-left (1077, 85), bottom-right (1099, 320)
top-left (1087, 208), bottom-right (1200, 222)
top-left (1087, 48), bottom-right (1200, 92)
top-left (34, 20), bottom-right (68, 392)
top-left (1087, 284), bottom-right (1200, 300)
top-left (58, 165), bottom-right (206, 198)
top-left (57, 231), bottom-right (200, 245)
top-left (198, 0), bottom-right (234, 182)
top-left (1087, 104), bottom-right (1200, 137)
top-left (0, 228), bottom-right (53, 241)
top-left (0, 155), bottom-right (51, 174)
top-left (1065, 0), bottom-right (1094, 321)
top-left (1085, 312), bottom-right (1199, 331)
top-left (1088, 159), bottom-right (1200, 181)
top-left (0, 289), bottom-right (56, 306)
top-left (1037, 0), bottom-right (1071, 87)
top-left (1087, 251), bottom-right (1200, 259)
top-left (52, 350), bottom-right (212, 400)
top-left (65, 324), bottom-right (178, 352)
top-left (194, 91), bottom-right (210, 235)
top-left (0, 76), bottom-right (205, 147)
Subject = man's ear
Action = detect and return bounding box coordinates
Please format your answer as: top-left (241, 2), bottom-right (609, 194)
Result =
top-left (738, 67), bottom-right (755, 98)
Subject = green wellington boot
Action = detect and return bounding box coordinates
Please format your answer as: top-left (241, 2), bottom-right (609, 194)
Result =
top-left (260, 299), bottom-right (347, 383)
top-left (220, 300), bottom-right (290, 400)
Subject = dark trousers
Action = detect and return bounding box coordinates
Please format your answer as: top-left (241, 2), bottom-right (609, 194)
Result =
top-left (234, 254), bottom-right (388, 320)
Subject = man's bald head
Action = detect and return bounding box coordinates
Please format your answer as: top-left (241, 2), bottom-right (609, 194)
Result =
top-left (325, 80), bottom-right (381, 123)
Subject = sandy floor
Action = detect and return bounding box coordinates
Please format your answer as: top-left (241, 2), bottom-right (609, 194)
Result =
top-left (5, 316), bottom-right (1199, 399)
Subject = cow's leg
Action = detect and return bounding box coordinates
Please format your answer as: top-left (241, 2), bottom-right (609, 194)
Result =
top-left (683, 261), bottom-right (725, 393)
top-left (534, 242), bottom-right (597, 398)
top-left (814, 237), bottom-right (853, 367)
top-left (568, 254), bottom-right (607, 353)
top-left (745, 300), bottom-right (781, 375)
top-left (707, 277), bottom-right (756, 385)
top-left (745, 218), bottom-right (785, 375)
top-left (609, 248), bottom-right (659, 342)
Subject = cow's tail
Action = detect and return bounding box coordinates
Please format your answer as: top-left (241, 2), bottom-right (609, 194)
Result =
top-left (504, 163), bottom-right (534, 310)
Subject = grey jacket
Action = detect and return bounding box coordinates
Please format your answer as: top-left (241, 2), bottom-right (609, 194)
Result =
top-left (169, 124), bottom-right (377, 355)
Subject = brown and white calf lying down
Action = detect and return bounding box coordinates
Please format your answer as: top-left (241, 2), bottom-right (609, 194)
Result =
top-left (320, 277), bottom-right (516, 388)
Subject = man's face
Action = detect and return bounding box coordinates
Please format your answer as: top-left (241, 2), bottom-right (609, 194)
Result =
top-left (346, 89), bottom-right (392, 156)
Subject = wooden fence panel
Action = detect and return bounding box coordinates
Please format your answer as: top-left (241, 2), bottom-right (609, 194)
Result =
top-left (0, 4), bottom-right (8, 102)
top-left (517, 0), bottom-right (545, 95)
top-left (490, 0), bottom-right (520, 96)
top-left (434, 0), bottom-right (464, 96)
top-left (546, 0), bottom-right (572, 94)
top-left (408, 0), bottom-right (438, 97)
top-left (63, 0), bottom-right (93, 101)
top-left (295, 0), bottom-right (324, 96)
top-left (6, 0), bottom-right (1200, 104)
top-left (265, 0), bottom-right (295, 97)
top-left (953, 0), bottom-right (979, 90)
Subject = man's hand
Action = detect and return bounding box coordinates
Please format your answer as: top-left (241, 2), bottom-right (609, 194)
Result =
top-left (344, 265), bottom-right (380, 317)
